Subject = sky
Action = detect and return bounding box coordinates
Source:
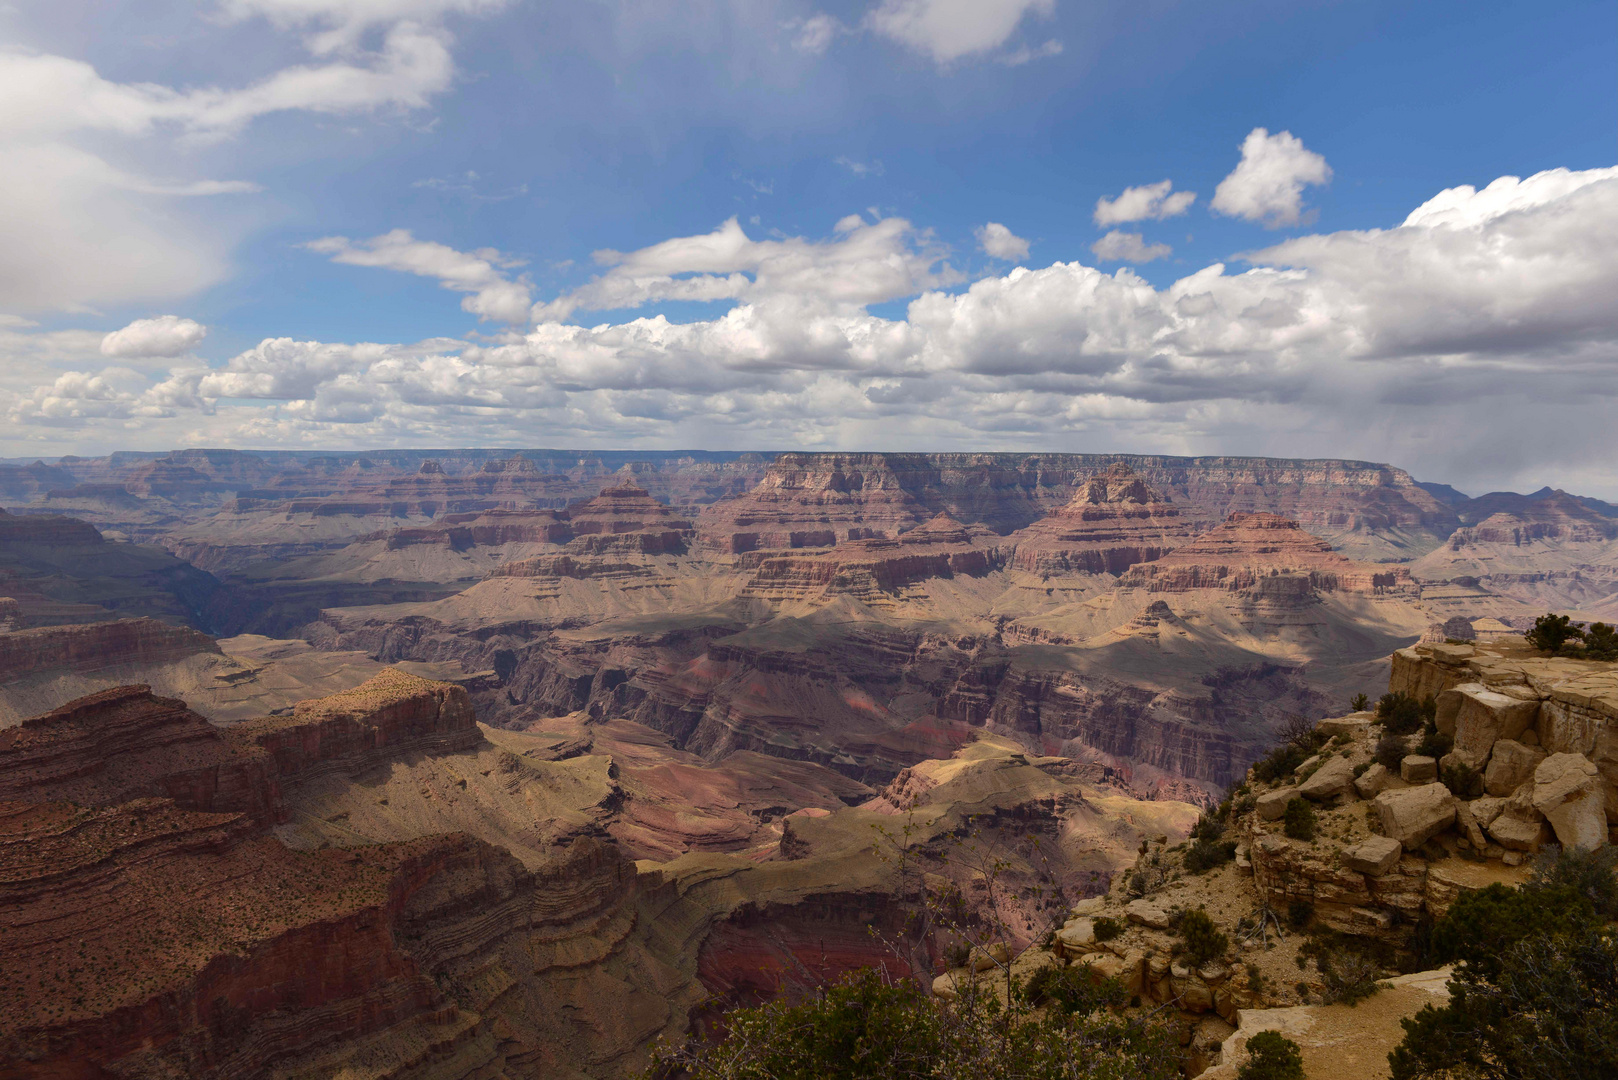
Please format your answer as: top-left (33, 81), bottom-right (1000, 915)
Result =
top-left (0, 0), bottom-right (1614, 496)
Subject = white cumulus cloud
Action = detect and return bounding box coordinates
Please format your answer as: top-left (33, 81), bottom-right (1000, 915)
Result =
top-left (1211, 127), bottom-right (1332, 228)
top-left (977, 222), bottom-right (1030, 260)
top-left (1089, 230), bottom-right (1170, 263)
top-left (101, 316), bottom-right (208, 358)
top-left (304, 230), bottom-right (534, 323)
top-left (10, 167), bottom-right (1618, 498)
top-left (867, 0), bottom-right (1056, 64)
top-left (0, 3), bottom-right (497, 315)
top-left (1093, 179), bottom-right (1196, 226)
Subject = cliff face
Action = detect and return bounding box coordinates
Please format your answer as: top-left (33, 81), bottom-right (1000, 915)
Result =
top-left (226, 668), bottom-right (480, 785)
top-left (696, 453), bottom-right (1455, 559)
top-left (1120, 513), bottom-right (1416, 595)
top-left (0, 617), bottom-right (220, 684)
top-left (0, 686), bottom-right (281, 825)
top-left (0, 508), bottom-right (104, 545)
top-left (1007, 466), bottom-right (1201, 575)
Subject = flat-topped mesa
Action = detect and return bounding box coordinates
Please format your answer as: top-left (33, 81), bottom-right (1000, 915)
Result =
top-left (226, 668), bottom-right (480, 784)
top-left (1119, 512), bottom-right (1416, 594)
top-left (0, 507), bottom-right (104, 546)
top-left (697, 453), bottom-right (934, 554)
top-left (562, 482), bottom-right (696, 555)
top-left (0, 618), bottom-right (221, 684)
top-left (0, 685), bottom-right (281, 825)
top-left (741, 512), bottom-right (996, 603)
top-left (1008, 465), bottom-right (1200, 575)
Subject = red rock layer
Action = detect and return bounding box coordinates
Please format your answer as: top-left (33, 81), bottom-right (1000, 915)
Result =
top-left (0, 796), bottom-right (500, 1078)
top-left (740, 514), bottom-right (997, 601)
top-left (1118, 512), bottom-right (1415, 594)
top-left (0, 686), bottom-right (282, 826)
top-left (697, 453), bottom-right (934, 554)
top-left (0, 617), bottom-right (220, 683)
top-left (225, 668), bottom-right (480, 784)
top-left (1007, 465), bottom-right (1200, 575)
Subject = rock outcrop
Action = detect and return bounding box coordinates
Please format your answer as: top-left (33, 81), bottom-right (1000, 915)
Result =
top-left (1007, 465), bottom-right (1200, 575)
top-left (0, 618), bottom-right (220, 684)
top-left (1119, 512), bottom-right (1416, 595)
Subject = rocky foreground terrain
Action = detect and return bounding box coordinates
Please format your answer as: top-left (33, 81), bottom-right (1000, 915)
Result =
top-left (2, 448), bottom-right (1617, 1077)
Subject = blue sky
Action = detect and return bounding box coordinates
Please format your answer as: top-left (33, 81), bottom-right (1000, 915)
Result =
top-left (1, 0), bottom-right (1615, 495)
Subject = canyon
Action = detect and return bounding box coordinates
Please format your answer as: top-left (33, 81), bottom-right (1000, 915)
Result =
top-left (2, 446), bottom-right (1615, 1077)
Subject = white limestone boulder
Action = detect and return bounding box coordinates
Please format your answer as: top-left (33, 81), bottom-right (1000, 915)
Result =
top-left (1483, 740), bottom-right (1547, 798)
top-left (1374, 783), bottom-right (1456, 848)
top-left (1342, 836), bottom-right (1402, 876)
top-left (1299, 756), bottom-right (1357, 801)
top-left (1531, 753), bottom-right (1607, 854)
top-left (1449, 686), bottom-right (1540, 770)
top-left (1255, 785), bottom-right (1301, 821)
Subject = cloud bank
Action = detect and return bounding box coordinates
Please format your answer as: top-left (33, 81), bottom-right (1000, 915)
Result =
top-left (10, 166), bottom-right (1618, 495)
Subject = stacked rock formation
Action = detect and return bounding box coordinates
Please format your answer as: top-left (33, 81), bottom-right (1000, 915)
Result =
top-left (1389, 639), bottom-right (1617, 854)
top-left (740, 513), bottom-right (998, 603)
top-left (697, 454), bottom-right (935, 554)
top-left (1007, 465), bottom-right (1201, 575)
top-left (491, 483), bottom-right (696, 582)
top-left (1119, 512), bottom-right (1416, 594)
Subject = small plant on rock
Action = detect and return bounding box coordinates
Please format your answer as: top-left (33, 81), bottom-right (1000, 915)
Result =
top-left (1283, 798), bottom-right (1316, 841)
top-left (1176, 909), bottom-right (1228, 965)
top-left (1440, 761), bottom-right (1483, 799)
top-left (1350, 692), bottom-right (1370, 712)
top-left (1238, 1030), bottom-right (1305, 1080)
top-left (1092, 916), bottom-right (1122, 942)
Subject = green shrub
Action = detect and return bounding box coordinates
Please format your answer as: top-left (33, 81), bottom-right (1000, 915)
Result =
top-left (1376, 692), bottom-right (1434, 736)
top-left (1288, 901), bottom-right (1313, 930)
top-left (650, 967), bottom-right (1183, 1080)
top-left (1283, 798), bottom-right (1316, 841)
top-left (1414, 718), bottom-right (1453, 760)
top-left (1238, 1030), bottom-right (1306, 1080)
top-left (1191, 813), bottom-right (1225, 842)
top-left (1375, 734), bottom-right (1408, 771)
top-left (1185, 839), bottom-right (1238, 874)
top-left (1350, 692), bottom-right (1370, 712)
top-left (1021, 964), bottom-right (1127, 1016)
top-left (1389, 925), bottom-right (1618, 1080)
top-left (1440, 761), bottom-right (1484, 799)
top-left (1584, 621), bottom-right (1618, 661)
top-left (1525, 611), bottom-right (1585, 654)
top-left (1251, 742), bottom-right (1310, 784)
top-left (1176, 909), bottom-right (1228, 965)
top-left (1092, 916), bottom-right (1122, 942)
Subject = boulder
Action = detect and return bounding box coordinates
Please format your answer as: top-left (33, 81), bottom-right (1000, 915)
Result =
top-left (1484, 740), bottom-right (1547, 797)
top-left (1374, 783), bottom-right (1456, 848)
top-left (1449, 685), bottom-right (1540, 770)
top-left (1353, 762), bottom-right (1392, 800)
top-left (968, 941), bottom-right (1013, 971)
top-left (1299, 756), bottom-right (1357, 801)
top-left (1341, 836), bottom-right (1402, 876)
top-left (1453, 800), bottom-right (1488, 850)
top-left (1074, 951), bottom-right (1124, 982)
top-left (1256, 785), bottom-right (1302, 821)
top-left (1317, 715), bottom-right (1373, 738)
top-left (1125, 899), bottom-right (1171, 929)
top-left (1467, 796), bottom-right (1505, 827)
top-left (1531, 753), bottom-right (1608, 854)
top-left (1069, 897), bottom-right (1107, 917)
top-left (1056, 918), bottom-right (1097, 955)
top-left (1400, 755), bottom-right (1437, 783)
top-left (1486, 811), bottom-right (1548, 853)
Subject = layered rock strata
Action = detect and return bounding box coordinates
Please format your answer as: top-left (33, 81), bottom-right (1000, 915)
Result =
top-left (1120, 513), bottom-right (1416, 594)
top-left (1007, 466), bottom-right (1200, 575)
